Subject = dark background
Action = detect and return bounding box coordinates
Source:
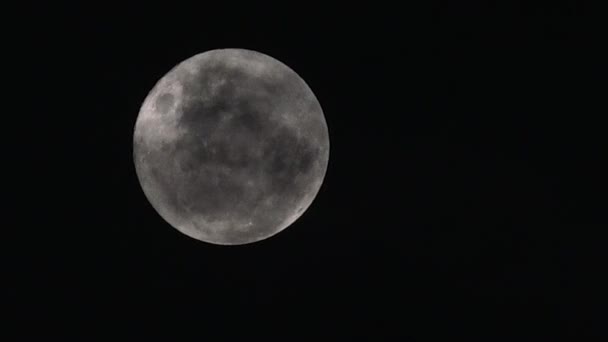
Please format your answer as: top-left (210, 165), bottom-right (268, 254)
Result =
top-left (7, 2), bottom-right (606, 340)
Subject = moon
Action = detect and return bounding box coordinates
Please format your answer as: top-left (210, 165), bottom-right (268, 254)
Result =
top-left (133, 48), bottom-right (330, 245)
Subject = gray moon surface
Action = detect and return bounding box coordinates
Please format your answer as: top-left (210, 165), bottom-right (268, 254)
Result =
top-left (133, 48), bottom-right (330, 245)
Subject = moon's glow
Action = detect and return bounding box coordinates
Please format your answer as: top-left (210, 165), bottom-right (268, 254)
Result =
top-left (133, 49), bottom-right (329, 245)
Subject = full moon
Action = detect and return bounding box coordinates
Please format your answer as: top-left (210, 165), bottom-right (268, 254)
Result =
top-left (133, 48), bottom-right (330, 245)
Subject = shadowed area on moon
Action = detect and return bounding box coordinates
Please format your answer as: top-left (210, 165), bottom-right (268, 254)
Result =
top-left (133, 49), bottom-right (329, 245)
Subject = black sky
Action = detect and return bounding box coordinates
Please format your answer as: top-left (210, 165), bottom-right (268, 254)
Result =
top-left (7, 2), bottom-right (606, 340)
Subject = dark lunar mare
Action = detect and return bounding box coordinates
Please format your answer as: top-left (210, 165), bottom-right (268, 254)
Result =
top-left (134, 49), bottom-right (329, 244)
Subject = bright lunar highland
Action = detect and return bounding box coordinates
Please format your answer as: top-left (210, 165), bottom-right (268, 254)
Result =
top-left (133, 48), bottom-right (330, 245)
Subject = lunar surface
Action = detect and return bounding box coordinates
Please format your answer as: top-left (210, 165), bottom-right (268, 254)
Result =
top-left (133, 48), bottom-right (329, 245)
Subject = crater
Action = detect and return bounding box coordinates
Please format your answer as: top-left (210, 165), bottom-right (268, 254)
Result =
top-left (156, 93), bottom-right (175, 114)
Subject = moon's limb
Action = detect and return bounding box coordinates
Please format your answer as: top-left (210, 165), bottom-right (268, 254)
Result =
top-left (133, 48), bottom-right (329, 245)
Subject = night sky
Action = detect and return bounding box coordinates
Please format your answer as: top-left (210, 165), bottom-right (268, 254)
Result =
top-left (8, 2), bottom-right (605, 340)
